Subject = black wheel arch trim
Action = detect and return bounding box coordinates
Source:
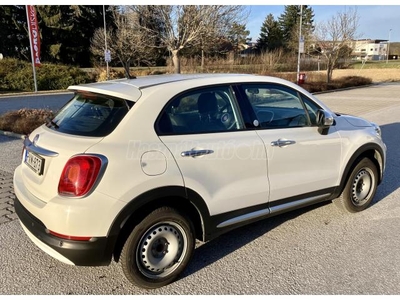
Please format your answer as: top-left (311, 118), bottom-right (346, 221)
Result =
top-left (332, 142), bottom-right (385, 199)
top-left (107, 186), bottom-right (212, 243)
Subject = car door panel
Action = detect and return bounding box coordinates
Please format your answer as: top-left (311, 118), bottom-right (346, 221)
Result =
top-left (238, 83), bottom-right (342, 205)
top-left (159, 132), bottom-right (269, 216)
top-left (256, 126), bottom-right (342, 202)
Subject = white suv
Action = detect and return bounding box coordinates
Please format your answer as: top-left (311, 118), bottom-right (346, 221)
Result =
top-left (14, 74), bottom-right (386, 288)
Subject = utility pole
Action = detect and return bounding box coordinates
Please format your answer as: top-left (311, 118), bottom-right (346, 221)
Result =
top-left (103, 5), bottom-right (110, 80)
top-left (297, 5), bottom-right (303, 84)
top-left (386, 29), bottom-right (392, 64)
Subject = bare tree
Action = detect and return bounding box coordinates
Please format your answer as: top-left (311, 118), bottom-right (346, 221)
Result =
top-left (90, 7), bottom-right (157, 79)
top-left (129, 5), bottom-right (248, 74)
top-left (313, 7), bottom-right (360, 82)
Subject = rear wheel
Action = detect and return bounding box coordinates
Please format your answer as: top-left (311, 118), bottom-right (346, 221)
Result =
top-left (334, 157), bottom-right (378, 213)
top-left (120, 206), bottom-right (195, 289)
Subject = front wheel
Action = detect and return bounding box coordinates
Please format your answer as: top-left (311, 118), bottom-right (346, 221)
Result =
top-left (334, 157), bottom-right (378, 213)
top-left (120, 207), bottom-right (195, 289)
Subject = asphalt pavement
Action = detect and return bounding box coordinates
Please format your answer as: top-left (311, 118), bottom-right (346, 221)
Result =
top-left (0, 91), bottom-right (73, 116)
top-left (0, 84), bottom-right (400, 294)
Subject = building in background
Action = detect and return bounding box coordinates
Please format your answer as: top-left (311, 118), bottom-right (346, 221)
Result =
top-left (351, 39), bottom-right (389, 61)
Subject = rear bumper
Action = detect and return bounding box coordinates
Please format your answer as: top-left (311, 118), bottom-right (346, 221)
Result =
top-left (14, 197), bottom-right (115, 266)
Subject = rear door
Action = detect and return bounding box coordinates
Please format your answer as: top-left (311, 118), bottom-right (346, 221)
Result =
top-left (156, 85), bottom-right (269, 217)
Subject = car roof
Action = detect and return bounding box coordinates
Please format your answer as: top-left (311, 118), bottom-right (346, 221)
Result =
top-left (67, 73), bottom-right (331, 111)
top-left (68, 73), bottom-right (256, 102)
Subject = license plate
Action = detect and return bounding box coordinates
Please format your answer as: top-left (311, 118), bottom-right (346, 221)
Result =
top-left (24, 149), bottom-right (45, 175)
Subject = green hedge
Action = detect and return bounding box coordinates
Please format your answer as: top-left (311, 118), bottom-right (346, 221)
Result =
top-left (0, 58), bottom-right (91, 92)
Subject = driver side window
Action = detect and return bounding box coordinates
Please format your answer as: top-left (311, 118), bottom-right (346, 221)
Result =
top-left (157, 86), bottom-right (244, 135)
top-left (243, 84), bottom-right (312, 129)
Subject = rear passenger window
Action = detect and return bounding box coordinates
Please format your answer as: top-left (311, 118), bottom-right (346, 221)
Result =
top-left (242, 84), bottom-right (312, 129)
top-left (157, 86), bottom-right (244, 135)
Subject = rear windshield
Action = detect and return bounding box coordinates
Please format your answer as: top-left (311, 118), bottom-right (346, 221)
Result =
top-left (47, 92), bottom-right (132, 137)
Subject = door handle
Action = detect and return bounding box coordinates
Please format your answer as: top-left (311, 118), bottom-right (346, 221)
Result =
top-left (181, 149), bottom-right (214, 157)
top-left (270, 139), bottom-right (296, 147)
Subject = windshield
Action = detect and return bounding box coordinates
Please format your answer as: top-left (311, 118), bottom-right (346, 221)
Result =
top-left (47, 92), bottom-right (131, 137)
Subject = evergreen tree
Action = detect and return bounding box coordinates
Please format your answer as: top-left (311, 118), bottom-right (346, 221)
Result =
top-left (227, 22), bottom-right (251, 54)
top-left (0, 5), bottom-right (113, 67)
top-left (0, 6), bottom-right (30, 60)
top-left (37, 5), bottom-right (112, 67)
top-left (278, 5), bottom-right (314, 52)
top-left (257, 13), bottom-right (283, 52)
top-left (71, 6), bottom-right (113, 67)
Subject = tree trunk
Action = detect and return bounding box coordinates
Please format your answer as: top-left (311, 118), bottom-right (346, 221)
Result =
top-left (326, 60), bottom-right (333, 83)
top-left (171, 49), bottom-right (181, 74)
top-left (201, 48), bottom-right (205, 71)
top-left (123, 59), bottom-right (131, 79)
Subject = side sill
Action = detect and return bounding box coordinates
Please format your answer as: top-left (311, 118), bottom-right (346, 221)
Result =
top-left (216, 193), bottom-right (330, 229)
top-left (217, 208), bottom-right (270, 228)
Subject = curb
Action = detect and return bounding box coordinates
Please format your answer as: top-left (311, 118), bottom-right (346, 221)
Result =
top-left (312, 83), bottom-right (381, 95)
top-left (0, 90), bottom-right (72, 99)
top-left (0, 130), bottom-right (26, 140)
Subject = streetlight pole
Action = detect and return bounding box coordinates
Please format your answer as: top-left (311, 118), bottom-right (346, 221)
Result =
top-left (386, 29), bottom-right (392, 64)
top-left (297, 5), bottom-right (303, 84)
top-left (103, 5), bottom-right (109, 80)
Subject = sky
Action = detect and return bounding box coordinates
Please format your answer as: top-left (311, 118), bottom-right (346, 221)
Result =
top-left (245, 5), bottom-right (400, 43)
top-left (8, 1), bottom-right (400, 43)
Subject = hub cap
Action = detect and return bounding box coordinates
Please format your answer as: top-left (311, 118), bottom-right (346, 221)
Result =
top-left (137, 222), bottom-right (187, 279)
top-left (351, 168), bottom-right (374, 206)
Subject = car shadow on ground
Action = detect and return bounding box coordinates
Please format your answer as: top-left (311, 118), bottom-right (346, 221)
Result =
top-left (180, 122), bottom-right (400, 282)
top-left (370, 122), bottom-right (400, 206)
top-left (180, 201), bottom-right (330, 281)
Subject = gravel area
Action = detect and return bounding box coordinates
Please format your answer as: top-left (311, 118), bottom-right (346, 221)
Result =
top-left (0, 136), bottom-right (23, 174)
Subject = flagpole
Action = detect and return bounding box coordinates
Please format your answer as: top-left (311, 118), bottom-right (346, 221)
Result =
top-left (26, 5), bottom-right (38, 92)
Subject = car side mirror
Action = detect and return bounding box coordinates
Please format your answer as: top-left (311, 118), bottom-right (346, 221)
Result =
top-left (316, 110), bottom-right (334, 134)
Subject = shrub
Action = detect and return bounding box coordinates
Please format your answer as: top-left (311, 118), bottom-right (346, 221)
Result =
top-left (300, 76), bottom-right (372, 93)
top-left (95, 68), bottom-right (126, 82)
top-left (0, 108), bottom-right (55, 135)
top-left (335, 76), bottom-right (372, 88)
top-left (0, 58), bottom-right (92, 92)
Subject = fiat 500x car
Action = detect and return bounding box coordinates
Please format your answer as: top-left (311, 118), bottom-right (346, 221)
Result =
top-left (13, 73), bottom-right (386, 289)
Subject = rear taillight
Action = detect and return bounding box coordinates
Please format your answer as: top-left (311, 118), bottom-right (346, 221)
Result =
top-left (58, 155), bottom-right (102, 197)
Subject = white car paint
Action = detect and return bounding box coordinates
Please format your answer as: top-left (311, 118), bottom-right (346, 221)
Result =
top-left (13, 73), bottom-right (386, 285)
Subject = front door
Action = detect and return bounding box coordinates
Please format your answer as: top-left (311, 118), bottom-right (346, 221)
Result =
top-left (238, 83), bottom-right (342, 205)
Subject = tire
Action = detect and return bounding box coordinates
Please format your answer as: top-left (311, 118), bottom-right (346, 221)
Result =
top-left (120, 206), bottom-right (195, 289)
top-left (334, 157), bottom-right (378, 213)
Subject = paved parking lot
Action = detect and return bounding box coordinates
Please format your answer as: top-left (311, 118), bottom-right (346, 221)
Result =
top-left (0, 83), bottom-right (400, 294)
top-left (0, 170), bottom-right (17, 224)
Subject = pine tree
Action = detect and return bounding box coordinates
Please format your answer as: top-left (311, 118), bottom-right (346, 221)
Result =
top-left (278, 5), bottom-right (314, 52)
top-left (0, 6), bottom-right (30, 60)
top-left (36, 5), bottom-right (111, 67)
top-left (228, 22), bottom-right (251, 55)
top-left (257, 13), bottom-right (283, 52)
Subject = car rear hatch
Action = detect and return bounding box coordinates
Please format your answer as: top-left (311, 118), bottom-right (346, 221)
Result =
top-left (20, 91), bottom-right (133, 203)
